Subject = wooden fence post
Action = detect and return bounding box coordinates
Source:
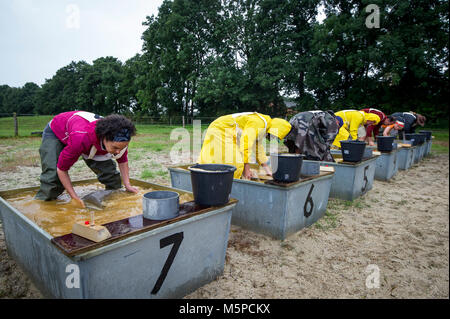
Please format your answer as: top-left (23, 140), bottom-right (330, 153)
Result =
top-left (13, 112), bottom-right (18, 137)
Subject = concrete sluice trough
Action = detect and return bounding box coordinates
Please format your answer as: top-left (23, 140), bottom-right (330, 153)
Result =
top-left (361, 146), bottom-right (399, 181)
top-left (169, 164), bottom-right (334, 240)
top-left (424, 139), bottom-right (432, 156)
top-left (413, 142), bottom-right (426, 163)
top-left (396, 144), bottom-right (417, 170)
top-left (0, 178), bottom-right (237, 299)
top-left (374, 149), bottom-right (399, 181)
top-left (325, 151), bottom-right (378, 201)
top-left (419, 140), bottom-right (429, 159)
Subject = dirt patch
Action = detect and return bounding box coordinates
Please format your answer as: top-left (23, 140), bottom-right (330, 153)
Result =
top-left (185, 153), bottom-right (449, 299)
top-left (0, 150), bottom-right (448, 299)
top-left (0, 150), bottom-right (40, 172)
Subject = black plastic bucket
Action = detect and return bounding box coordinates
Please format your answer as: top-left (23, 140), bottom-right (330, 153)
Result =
top-left (188, 164), bottom-right (236, 206)
top-left (377, 136), bottom-right (395, 152)
top-left (416, 133), bottom-right (426, 144)
top-left (419, 130), bottom-right (432, 141)
top-left (404, 133), bottom-right (418, 146)
top-left (340, 141), bottom-right (366, 162)
top-left (270, 153), bottom-right (304, 182)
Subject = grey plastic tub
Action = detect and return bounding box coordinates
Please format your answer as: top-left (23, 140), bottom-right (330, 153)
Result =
top-left (321, 153), bottom-right (378, 201)
top-left (301, 160), bottom-right (321, 176)
top-left (169, 164), bottom-right (334, 240)
top-left (0, 179), bottom-right (236, 299)
top-left (143, 191), bottom-right (179, 220)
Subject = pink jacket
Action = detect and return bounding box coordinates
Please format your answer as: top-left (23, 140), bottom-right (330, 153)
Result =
top-left (50, 111), bottom-right (128, 171)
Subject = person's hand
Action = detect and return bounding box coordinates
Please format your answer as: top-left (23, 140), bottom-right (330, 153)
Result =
top-left (369, 141), bottom-right (376, 146)
top-left (124, 184), bottom-right (139, 193)
top-left (261, 163), bottom-right (272, 176)
top-left (242, 164), bottom-right (256, 180)
top-left (72, 196), bottom-right (85, 208)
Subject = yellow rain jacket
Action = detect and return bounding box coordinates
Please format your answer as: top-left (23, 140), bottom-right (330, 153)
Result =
top-left (332, 110), bottom-right (380, 148)
top-left (198, 112), bottom-right (292, 179)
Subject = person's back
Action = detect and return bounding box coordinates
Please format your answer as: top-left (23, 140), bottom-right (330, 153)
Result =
top-left (198, 112), bottom-right (291, 179)
top-left (285, 110), bottom-right (340, 161)
top-left (391, 112), bottom-right (419, 136)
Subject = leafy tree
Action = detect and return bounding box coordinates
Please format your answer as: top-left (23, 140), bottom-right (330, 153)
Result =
top-left (38, 61), bottom-right (89, 114)
top-left (141, 0), bottom-right (223, 118)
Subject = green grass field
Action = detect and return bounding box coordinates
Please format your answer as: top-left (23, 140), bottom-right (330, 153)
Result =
top-left (0, 115), bottom-right (53, 137)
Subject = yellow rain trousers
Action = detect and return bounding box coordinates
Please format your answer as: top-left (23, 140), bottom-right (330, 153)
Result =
top-left (332, 110), bottom-right (380, 148)
top-left (198, 112), bottom-right (292, 179)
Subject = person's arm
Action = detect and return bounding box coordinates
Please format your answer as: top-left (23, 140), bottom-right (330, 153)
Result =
top-left (57, 168), bottom-right (85, 208)
top-left (383, 125), bottom-right (393, 136)
top-left (364, 124), bottom-right (376, 146)
top-left (256, 135), bottom-right (268, 163)
top-left (118, 161), bottom-right (139, 193)
top-left (260, 162), bottom-right (272, 176)
top-left (349, 118), bottom-right (361, 141)
top-left (404, 117), bottom-right (414, 133)
top-left (366, 136), bottom-right (375, 146)
top-left (240, 125), bottom-right (259, 164)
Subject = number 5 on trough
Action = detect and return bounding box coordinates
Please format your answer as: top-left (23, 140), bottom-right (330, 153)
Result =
top-left (151, 232), bottom-right (184, 295)
top-left (361, 165), bottom-right (369, 193)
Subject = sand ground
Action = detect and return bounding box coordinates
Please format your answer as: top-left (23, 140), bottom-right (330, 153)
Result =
top-left (0, 151), bottom-right (448, 299)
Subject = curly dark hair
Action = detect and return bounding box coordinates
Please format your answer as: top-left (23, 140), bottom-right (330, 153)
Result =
top-left (95, 114), bottom-right (137, 142)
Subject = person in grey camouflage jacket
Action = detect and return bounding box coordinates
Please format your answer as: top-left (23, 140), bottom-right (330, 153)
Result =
top-left (284, 110), bottom-right (343, 162)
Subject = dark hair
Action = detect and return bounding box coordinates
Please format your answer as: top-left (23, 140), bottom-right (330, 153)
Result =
top-left (95, 114), bottom-right (136, 142)
top-left (388, 115), bottom-right (397, 122)
top-left (387, 115), bottom-right (396, 123)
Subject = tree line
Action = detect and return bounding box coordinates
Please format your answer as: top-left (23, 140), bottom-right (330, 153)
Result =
top-left (0, 0), bottom-right (448, 125)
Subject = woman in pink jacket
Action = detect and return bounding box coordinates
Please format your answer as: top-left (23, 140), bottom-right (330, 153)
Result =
top-left (35, 111), bottom-right (138, 207)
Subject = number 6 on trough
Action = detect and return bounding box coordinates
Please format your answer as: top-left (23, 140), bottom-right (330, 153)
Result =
top-left (151, 232), bottom-right (184, 295)
top-left (303, 184), bottom-right (315, 218)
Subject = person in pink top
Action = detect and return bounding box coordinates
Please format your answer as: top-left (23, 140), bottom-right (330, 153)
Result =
top-left (35, 111), bottom-right (138, 207)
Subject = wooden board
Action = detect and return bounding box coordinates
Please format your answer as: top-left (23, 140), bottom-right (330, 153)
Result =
top-left (320, 166), bottom-right (335, 172)
top-left (372, 151), bottom-right (381, 156)
top-left (72, 221), bottom-right (112, 243)
top-left (51, 200), bottom-right (237, 257)
top-left (250, 174), bottom-right (273, 182)
top-left (264, 171), bottom-right (334, 188)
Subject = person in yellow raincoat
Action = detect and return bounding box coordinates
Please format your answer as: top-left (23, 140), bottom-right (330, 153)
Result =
top-left (332, 110), bottom-right (381, 148)
top-left (198, 112), bottom-right (292, 179)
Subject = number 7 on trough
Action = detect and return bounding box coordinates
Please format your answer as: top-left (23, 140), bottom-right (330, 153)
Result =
top-left (151, 232), bottom-right (184, 295)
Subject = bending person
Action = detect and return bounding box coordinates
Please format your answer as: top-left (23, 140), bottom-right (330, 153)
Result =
top-left (382, 120), bottom-right (405, 137)
top-left (35, 111), bottom-right (138, 207)
top-left (284, 110), bottom-right (343, 162)
top-left (359, 107), bottom-right (394, 146)
top-left (390, 111), bottom-right (426, 139)
top-left (332, 110), bottom-right (380, 148)
top-left (198, 112), bottom-right (292, 180)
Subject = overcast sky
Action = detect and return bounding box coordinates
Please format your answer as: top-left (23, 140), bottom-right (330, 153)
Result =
top-left (0, 0), bottom-right (164, 87)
